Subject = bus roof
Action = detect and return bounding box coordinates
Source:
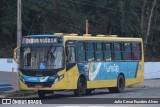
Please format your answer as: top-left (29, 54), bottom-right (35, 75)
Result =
top-left (63, 36), bottom-right (143, 42)
top-left (23, 34), bottom-right (55, 38)
top-left (23, 34), bottom-right (142, 42)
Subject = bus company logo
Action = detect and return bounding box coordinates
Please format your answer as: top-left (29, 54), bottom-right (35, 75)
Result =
top-left (28, 77), bottom-right (38, 81)
top-left (40, 76), bottom-right (49, 82)
top-left (107, 64), bottom-right (119, 73)
top-left (2, 99), bottom-right (11, 104)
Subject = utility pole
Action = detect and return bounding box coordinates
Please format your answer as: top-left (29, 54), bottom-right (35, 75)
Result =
top-left (86, 19), bottom-right (88, 34)
top-left (17, 0), bottom-right (22, 52)
top-left (16, 0), bottom-right (22, 91)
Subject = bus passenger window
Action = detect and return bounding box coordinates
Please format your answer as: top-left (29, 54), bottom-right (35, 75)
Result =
top-left (77, 42), bottom-right (85, 61)
top-left (96, 42), bottom-right (103, 61)
top-left (123, 43), bottom-right (131, 60)
top-left (132, 43), bottom-right (141, 60)
top-left (86, 42), bottom-right (94, 62)
top-left (68, 46), bottom-right (76, 63)
top-left (105, 43), bottom-right (111, 61)
top-left (114, 43), bottom-right (122, 60)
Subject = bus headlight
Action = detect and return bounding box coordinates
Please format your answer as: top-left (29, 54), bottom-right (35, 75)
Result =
top-left (54, 75), bottom-right (64, 84)
top-left (54, 78), bottom-right (59, 83)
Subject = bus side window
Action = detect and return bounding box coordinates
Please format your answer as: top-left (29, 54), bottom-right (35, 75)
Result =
top-left (24, 47), bottom-right (31, 66)
top-left (113, 42), bottom-right (122, 60)
top-left (95, 42), bottom-right (103, 61)
top-left (105, 43), bottom-right (112, 61)
top-left (123, 43), bottom-right (132, 60)
top-left (66, 46), bottom-right (76, 63)
top-left (132, 43), bottom-right (141, 60)
top-left (77, 42), bottom-right (85, 62)
top-left (86, 42), bottom-right (94, 62)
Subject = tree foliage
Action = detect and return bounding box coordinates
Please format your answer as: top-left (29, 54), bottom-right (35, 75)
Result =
top-left (0, 0), bottom-right (160, 60)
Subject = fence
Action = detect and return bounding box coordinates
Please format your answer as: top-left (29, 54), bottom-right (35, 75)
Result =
top-left (0, 84), bottom-right (13, 91)
top-left (0, 68), bottom-right (18, 91)
top-left (0, 58), bottom-right (18, 91)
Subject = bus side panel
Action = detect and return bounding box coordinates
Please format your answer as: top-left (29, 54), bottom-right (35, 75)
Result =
top-left (77, 61), bottom-right (143, 89)
top-left (66, 65), bottom-right (80, 90)
top-left (64, 61), bottom-right (144, 90)
top-left (77, 62), bottom-right (117, 88)
top-left (125, 61), bottom-right (144, 86)
top-left (126, 42), bottom-right (144, 86)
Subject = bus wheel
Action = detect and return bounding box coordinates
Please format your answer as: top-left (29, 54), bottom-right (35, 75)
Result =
top-left (108, 75), bottom-right (125, 93)
top-left (38, 90), bottom-right (45, 98)
top-left (86, 89), bottom-right (92, 95)
top-left (115, 74), bottom-right (125, 93)
top-left (74, 77), bottom-right (86, 97)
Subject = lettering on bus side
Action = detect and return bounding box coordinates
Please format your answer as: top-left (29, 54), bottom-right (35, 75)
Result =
top-left (106, 64), bottom-right (119, 73)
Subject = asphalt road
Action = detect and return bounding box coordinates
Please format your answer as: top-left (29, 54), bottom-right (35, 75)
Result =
top-left (1, 87), bottom-right (160, 106)
top-left (22, 87), bottom-right (160, 99)
top-left (2, 88), bottom-right (160, 106)
top-left (12, 87), bottom-right (159, 105)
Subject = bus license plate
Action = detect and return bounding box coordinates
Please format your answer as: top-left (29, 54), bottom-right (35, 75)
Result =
top-left (35, 84), bottom-right (43, 88)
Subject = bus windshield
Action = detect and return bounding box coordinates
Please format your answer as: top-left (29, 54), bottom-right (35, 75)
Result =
top-left (20, 46), bottom-right (64, 70)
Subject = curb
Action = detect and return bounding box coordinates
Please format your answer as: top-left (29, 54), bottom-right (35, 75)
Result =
top-left (0, 90), bottom-right (37, 98)
top-left (127, 85), bottom-right (150, 89)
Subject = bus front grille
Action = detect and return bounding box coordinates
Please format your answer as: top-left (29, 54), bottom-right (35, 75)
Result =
top-left (25, 82), bottom-right (53, 88)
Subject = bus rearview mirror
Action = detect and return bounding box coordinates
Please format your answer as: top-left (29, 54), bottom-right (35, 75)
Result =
top-left (14, 47), bottom-right (20, 64)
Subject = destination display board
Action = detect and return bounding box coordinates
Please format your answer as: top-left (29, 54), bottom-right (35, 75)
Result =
top-left (22, 37), bottom-right (62, 44)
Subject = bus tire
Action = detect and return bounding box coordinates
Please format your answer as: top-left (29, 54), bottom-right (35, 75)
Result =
top-left (108, 75), bottom-right (125, 93)
top-left (115, 74), bottom-right (125, 93)
top-left (38, 90), bottom-right (45, 98)
top-left (74, 77), bottom-right (86, 97)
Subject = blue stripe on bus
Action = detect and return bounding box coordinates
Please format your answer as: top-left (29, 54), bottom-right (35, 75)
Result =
top-left (21, 75), bottom-right (49, 82)
top-left (77, 62), bottom-right (138, 81)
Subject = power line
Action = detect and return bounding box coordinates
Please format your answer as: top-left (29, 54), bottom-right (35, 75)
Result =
top-left (68, 0), bottom-right (136, 14)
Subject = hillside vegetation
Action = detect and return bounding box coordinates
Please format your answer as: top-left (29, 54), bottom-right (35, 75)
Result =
top-left (0, 0), bottom-right (160, 61)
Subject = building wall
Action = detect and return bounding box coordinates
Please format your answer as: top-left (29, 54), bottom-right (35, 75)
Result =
top-left (0, 58), bottom-right (160, 79)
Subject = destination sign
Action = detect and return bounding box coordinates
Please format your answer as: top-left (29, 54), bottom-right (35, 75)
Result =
top-left (22, 37), bottom-right (62, 44)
